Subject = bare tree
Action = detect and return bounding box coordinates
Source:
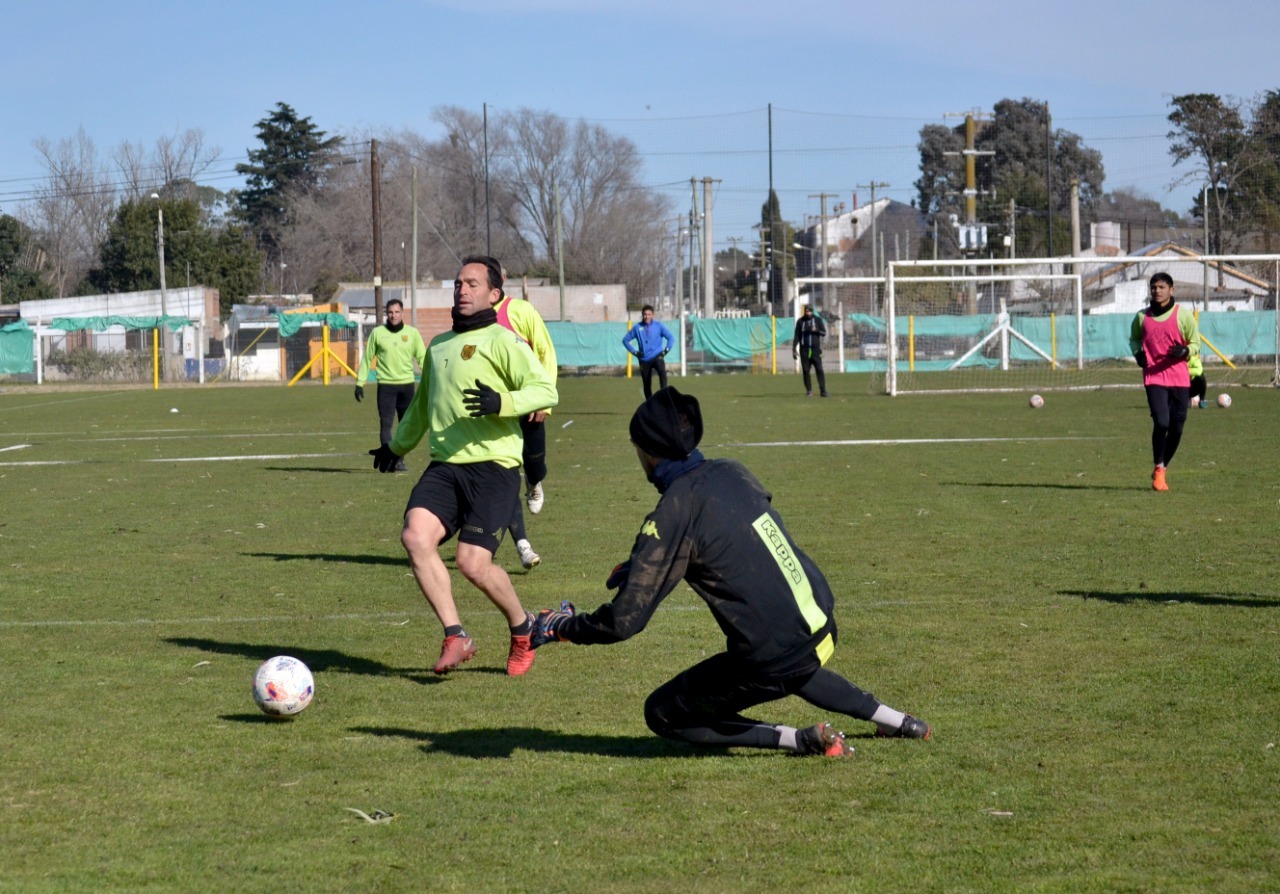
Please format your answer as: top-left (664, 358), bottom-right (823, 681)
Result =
top-left (112, 129), bottom-right (221, 203)
top-left (21, 129), bottom-right (116, 297)
top-left (495, 108), bottom-right (672, 299)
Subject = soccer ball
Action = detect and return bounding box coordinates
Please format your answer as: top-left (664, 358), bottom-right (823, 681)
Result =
top-left (1029, 394), bottom-right (1044, 409)
top-left (252, 656), bottom-right (314, 717)
top-left (1216, 393), bottom-right (1232, 408)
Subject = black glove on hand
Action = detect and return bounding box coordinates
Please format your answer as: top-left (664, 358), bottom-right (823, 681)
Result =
top-left (605, 560), bottom-right (632, 591)
top-left (369, 443), bottom-right (399, 473)
top-left (462, 380), bottom-right (501, 417)
top-left (531, 601), bottom-right (576, 649)
top-left (1133, 350), bottom-right (1148, 369)
top-left (1169, 344), bottom-right (1190, 361)
top-left (661, 349), bottom-right (669, 357)
top-left (354, 385), bottom-right (364, 402)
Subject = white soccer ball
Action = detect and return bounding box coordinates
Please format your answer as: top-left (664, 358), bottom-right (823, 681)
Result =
top-left (252, 655), bottom-right (314, 717)
top-left (1216, 393), bottom-right (1232, 408)
top-left (1029, 394), bottom-right (1044, 409)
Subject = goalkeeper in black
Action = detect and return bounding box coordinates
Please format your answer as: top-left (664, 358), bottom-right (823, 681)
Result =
top-left (530, 386), bottom-right (930, 756)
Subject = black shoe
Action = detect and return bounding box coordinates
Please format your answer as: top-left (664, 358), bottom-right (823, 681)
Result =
top-left (394, 458), bottom-right (408, 472)
top-left (876, 714), bottom-right (931, 739)
top-left (797, 722), bottom-right (853, 756)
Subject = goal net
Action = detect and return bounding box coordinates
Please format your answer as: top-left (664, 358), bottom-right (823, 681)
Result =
top-left (869, 256), bottom-right (1280, 396)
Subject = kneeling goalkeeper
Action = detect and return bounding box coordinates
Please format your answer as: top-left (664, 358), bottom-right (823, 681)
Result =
top-left (531, 387), bottom-right (930, 756)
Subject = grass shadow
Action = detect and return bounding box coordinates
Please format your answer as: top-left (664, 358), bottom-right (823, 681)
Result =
top-left (165, 637), bottom-right (441, 683)
top-left (950, 481), bottom-right (1139, 492)
top-left (1061, 589), bottom-right (1280, 608)
top-left (349, 724), bottom-right (719, 759)
top-left (246, 551), bottom-right (407, 567)
top-left (263, 466), bottom-right (357, 474)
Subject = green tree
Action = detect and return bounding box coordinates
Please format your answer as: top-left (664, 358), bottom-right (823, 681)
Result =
top-left (234, 103), bottom-right (341, 262)
top-left (760, 190), bottom-right (794, 308)
top-left (0, 214), bottom-right (54, 303)
top-left (1166, 93), bottom-right (1258, 260)
top-left (1243, 90), bottom-right (1280, 247)
top-left (88, 198), bottom-right (263, 315)
top-left (915, 98), bottom-right (1105, 257)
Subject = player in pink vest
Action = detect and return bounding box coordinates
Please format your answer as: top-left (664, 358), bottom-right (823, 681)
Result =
top-left (1129, 272), bottom-right (1200, 492)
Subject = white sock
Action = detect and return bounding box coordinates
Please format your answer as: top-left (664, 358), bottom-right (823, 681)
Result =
top-left (777, 726), bottom-right (800, 751)
top-left (870, 705), bottom-right (906, 731)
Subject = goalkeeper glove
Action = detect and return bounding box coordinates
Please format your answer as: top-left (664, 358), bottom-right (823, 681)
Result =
top-left (1169, 344), bottom-right (1190, 361)
top-left (1133, 350), bottom-right (1148, 369)
top-left (354, 385), bottom-right (364, 402)
top-left (462, 380), bottom-right (501, 417)
top-left (531, 601), bottom-right (576, 648)
top-left (369, 443), bottom-right (399, 473)
top-left (605, 560), bottom-right (632, 591)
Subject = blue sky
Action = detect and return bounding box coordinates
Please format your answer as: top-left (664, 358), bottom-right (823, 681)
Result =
top-left (5, 0), bottom-right (1279, 251)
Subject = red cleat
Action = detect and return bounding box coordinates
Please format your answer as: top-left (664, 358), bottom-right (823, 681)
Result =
top-left (433, 634), bottom-right (476, 675)
top-left (506, 614), bottom-right (537, 676)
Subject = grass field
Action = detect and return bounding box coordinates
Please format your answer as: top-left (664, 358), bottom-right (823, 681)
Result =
top-left (1, 374), bottom-right (1277, 893)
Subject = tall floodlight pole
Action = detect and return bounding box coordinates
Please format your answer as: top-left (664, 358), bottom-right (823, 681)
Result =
top-left (371, 138), bottom-right (384, 319)
top-left (150, 193), bottom-right (168, 316)
top-left (483, 103), bottom-right (491, 255)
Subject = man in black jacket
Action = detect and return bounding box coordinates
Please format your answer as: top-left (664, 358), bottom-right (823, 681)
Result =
top-left (531, 387), bottom-right (929, 756)
top-left (792, 304), bottom-right (828, 397)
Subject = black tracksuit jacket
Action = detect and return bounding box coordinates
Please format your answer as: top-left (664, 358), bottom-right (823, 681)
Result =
top-left (559, 458), bottom-right (837, 677)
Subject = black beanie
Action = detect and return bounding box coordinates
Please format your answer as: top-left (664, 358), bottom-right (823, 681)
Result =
top-left (629, 387), bottom-right (703, 460)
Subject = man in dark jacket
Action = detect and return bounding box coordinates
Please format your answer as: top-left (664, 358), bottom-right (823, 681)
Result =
top-left (792, 304), bottom-right (828, 397)
top-left (531, 387), bottom-right (929, 756)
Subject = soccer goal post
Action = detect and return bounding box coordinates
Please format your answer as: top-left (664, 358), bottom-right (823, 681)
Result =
top-left (875, 255), bottom-right (1280, 396)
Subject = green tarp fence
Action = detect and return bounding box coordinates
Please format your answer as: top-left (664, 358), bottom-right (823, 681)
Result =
top-left (847, 311), bottom-right (1277, 368)
top-left (276, 312), bottom-right (358, 339)
top-left (0, 320), bottom-right (34, 374)
top-left (691, 316), bottom-right (779, 361)
top-left (47, 315), bottom-right (195, 333)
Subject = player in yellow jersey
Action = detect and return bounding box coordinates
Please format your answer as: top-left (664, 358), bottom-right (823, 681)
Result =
top-left (369, 256), bottom-right (557, 676)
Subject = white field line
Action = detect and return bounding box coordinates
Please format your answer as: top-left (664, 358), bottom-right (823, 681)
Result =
top-left (0, 452), bottom-right (366, 467)
top-left (0, 443), bottom-right (32, 453)
top-left (727, 436), bottom-right (1109, 447)
top-left (6, 430), bottom-right (362, 440)
top-left (0, 601), bottom-right (912, 630)
top-left (0, 611), bottom-right (417, 629)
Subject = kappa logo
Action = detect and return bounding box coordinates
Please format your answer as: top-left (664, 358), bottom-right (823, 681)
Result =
top-left (461, 345), bottom-right (476, 360)
top-left (639, 519), bottom-right (660, 540)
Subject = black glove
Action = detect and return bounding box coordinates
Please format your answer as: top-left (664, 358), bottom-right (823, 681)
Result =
top-left (369, 443), bottom-right (399, 473)
top-left (1169, 344), bottom-right (1190, 361)
top-left (530, 601), bottom-right (576, 648)
top-left (462, 380), bottom-right (501, 417)
top-left (354, 385), bottom-right (364, 402)
top-left (1133, 350), bottom-right (1148, 369)
top-left (661, 349), bottom-right (669, 357)
top-left (605, 560), bottom-right (632, 591)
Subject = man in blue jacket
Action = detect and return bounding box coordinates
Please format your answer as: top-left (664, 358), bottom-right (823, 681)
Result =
top-left (622, 305), bottom-right (675, 399)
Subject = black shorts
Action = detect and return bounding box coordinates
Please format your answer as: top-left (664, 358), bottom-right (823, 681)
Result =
top-left (405, 461), bottom-right (520, 554)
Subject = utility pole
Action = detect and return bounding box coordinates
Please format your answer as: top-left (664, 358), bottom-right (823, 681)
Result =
top-left (726, 235), bottom-right (742, 307)
top-left (701, 177), bottom-right (718, 319)
top-left (944, 110), bottom-right (994, 312)
top-left (856, 181), bottom-right (889, 314)
top-left (809, 192), bottom-right (838, 311)
top-left (371, 138), bottom-right (384, 319)
top-left (410, 166), bottom-right (419, 322)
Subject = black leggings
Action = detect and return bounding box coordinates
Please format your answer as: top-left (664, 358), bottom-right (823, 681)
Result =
top-left (643, 652), bottom-right (882, 749)
top-left (1145, 384), bottom-right (1190, 467)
